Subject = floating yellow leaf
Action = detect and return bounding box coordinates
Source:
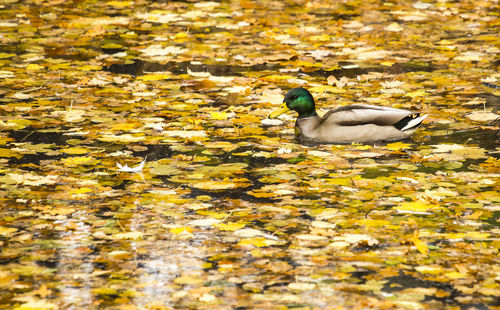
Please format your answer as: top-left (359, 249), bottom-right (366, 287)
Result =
top-left (405, 90), bottom-right (428, 98)
top-left (296, 60), bottom-right (322, 68)
top-left (48, 207), bottom-right (75, 216)
top-left (288, 283), bottom-right (315, 290)
top-left (386, 142), bottom-right (413, 151)
top-left (93, 287), bottom-right (118, 295)
top-left (353, 145), bottom-right (372, 150)
top-left (341, 234), bottom-right (378, 245)
top-left (234, 228), bottom-right (265, 238)
top-left (173, 32), bottom-right (188, 39)
top-left (415, 265), bottom-right (443, 274)
top-left (464, 231), bottom-right (490, 240)
top-left (62, 156), bottom-right (97, 166)
top-left (187, 178), bottom-right (252, 191)
top-left (296, 234), bottom-right (328, 242)
top-left (0, 137), bottom-right (11, 145)
top-left (106, 1), bottom-right (132, 8)
top-left (395, 201), bottom-right (438, 214)
top-left (3, 119), bottom-right (32, 130)
top-left (308, 208), bottom-right (338, 219)
top-left (188, 218), bottom-right (221, 227)
top-left (0, 270), bottom-right (18, 286)
top-left (261, 74), bottom-right (293, 82)
top-left (108, 251), bottom-right (132, 260)
top-left (49, 63), bottom-right (71, 70)
top-left (174, 275), bottom-right (203, 285)
top-left (238, 237), bottom-right (277, 247)
top-left (170, 226), bottom-right (193, 234)
top-left (137, 73), bottom-right (171, 81)
top-left (69, 188), bottom-right (92, 194)
top-left (411, 231), bottom-right (429, 256)
top-left (14, 299), bottom-right (56, 310)
top-left (452, 146), bottom-right (487, 159)
top-left (26, 64), bottom-right (44, 71)
top-left (95, 87), bottom-right (129, 95)
top-left (203, 141), bottom-right (239, 152)
top-left (51, 109), bottom-right (85, 122)
top-left (197, 210), bottom-right (229, 219)
top-left (385, 22), bottom-right (403, 32)
top-left (101, 43), bottom-right (122, 49)
top-left (163, 130), bottom-right (207, 138)
top-left (99, 133), bottom-right (144, 143)
top-left (61, 147), bottom-right (90, 155)
top-left (326, 177), bottom-right (357, 186)
top-left (309, 34), bottom-right (330, 41)
top-left (0, 148), bottom-right (22, 159)
top-left (7, 173), bottom-right (59, 186)
top-left (0, 52), bottom-right (14, 59)
top-left (437, 39), bottom-right (454, 45)
top-left (478, 191), bottom-right (500, 202)
top-left (78, 65), bottom-right (102, 71)
top-left (209, 112), bottom-right (229, 120)
top-left (215, 222), bottom-right (246, 231)
top-left (454, 51), bottom-right (485, 62)
top-left (467, 111), bottom-right (499, 122)
top-left (380, 61), bottom-right (395, 66)
top-left (359, 219), bottom-right (391, 227)
top-left (13, 143), bottom-right (54, 154)
top-left (444, 271), bottom-right (467, 279)
top-left (149, 164), bottom-right (182, 176)
top-left (0, 226), bottom-right (17, 235)
top-left (398, 163), bottom-right (418, 170)
top-left (111, 122), bottom-right (140, 131)
top-left (199, 293), bottom-right (216, 302)
top-left (311, 221), bottom-right (337, 229)
top-left (113, 232), bottom-right (143, 240)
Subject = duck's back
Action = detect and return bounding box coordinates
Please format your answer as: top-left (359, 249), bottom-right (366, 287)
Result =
top-left (295, 104), bottom-right (419, 143)
top-left (322, 104), bottom-right (411, 126)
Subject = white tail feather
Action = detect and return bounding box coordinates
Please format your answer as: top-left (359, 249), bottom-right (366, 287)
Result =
top-left (400, 114), bottom-right (428, 131)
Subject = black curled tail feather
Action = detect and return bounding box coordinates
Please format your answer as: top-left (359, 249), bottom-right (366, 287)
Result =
top-left (393, 113), bottom-right (421, 130)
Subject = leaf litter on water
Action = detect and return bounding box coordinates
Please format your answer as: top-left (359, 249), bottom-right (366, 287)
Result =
top-left (0, 0), bottom-right (498, 308)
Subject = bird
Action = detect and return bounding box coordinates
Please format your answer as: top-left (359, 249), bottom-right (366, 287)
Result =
top-left (268, 87), bottom-right (428, 143)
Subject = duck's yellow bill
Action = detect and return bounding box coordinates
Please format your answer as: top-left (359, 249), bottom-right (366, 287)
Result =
top-left (268, 102), bottom-right (290, 119)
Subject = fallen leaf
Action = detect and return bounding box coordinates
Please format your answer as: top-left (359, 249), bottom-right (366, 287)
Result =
top-left (385, 22), bottom-right (403, 32)
top-left (466, 111), bottom-right (498, 122)
top-left (188, 218), bottom-right (221, 227)
top-left (411, 231), bottom-right (429, 256)
top-left (117, 157), bottom-right (146, 173)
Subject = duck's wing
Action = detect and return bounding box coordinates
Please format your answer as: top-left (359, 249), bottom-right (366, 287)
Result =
top-left (321, 104), bottom-right (413, 126)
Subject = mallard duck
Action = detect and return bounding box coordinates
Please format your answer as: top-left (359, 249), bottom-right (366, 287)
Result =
top-left (268, 87), bottom-right (428, 143)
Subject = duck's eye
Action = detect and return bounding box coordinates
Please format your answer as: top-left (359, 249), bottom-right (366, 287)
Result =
top-left (291, 95), bottom-right (298, 100)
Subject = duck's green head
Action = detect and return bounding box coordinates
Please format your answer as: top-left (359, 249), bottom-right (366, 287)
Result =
top-left (269, 87), bottom-right (317, 119)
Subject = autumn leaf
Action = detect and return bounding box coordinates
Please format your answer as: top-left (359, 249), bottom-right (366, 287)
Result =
top-left (14, 299), bottom-right (56, 310)
top-left (386, 142), bottom-right (413, 151)
top-left (411, 230), bottom-right (429, 256)
top-left (215, 222), bottom-right (246, 231)
top-left (188, 219), bottom-right (221, 227)
top-left (108, 251), bottom-right (132, 260)
top-left (238, 237), bottom-right (278, 248)
top-left (0, 226), bottom-right (17, 235)
top-left (174, 275), bottom-right (203, 285)
top-left (170, 226), bottom-right (193, 234)
top-left (395, 201), bottom-right (439, 214)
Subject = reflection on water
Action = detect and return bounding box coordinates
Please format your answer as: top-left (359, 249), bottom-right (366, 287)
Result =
top-left (104, 58), bottom-right (444, 79)
top-left (56, 214), bottom-right (93, 309)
